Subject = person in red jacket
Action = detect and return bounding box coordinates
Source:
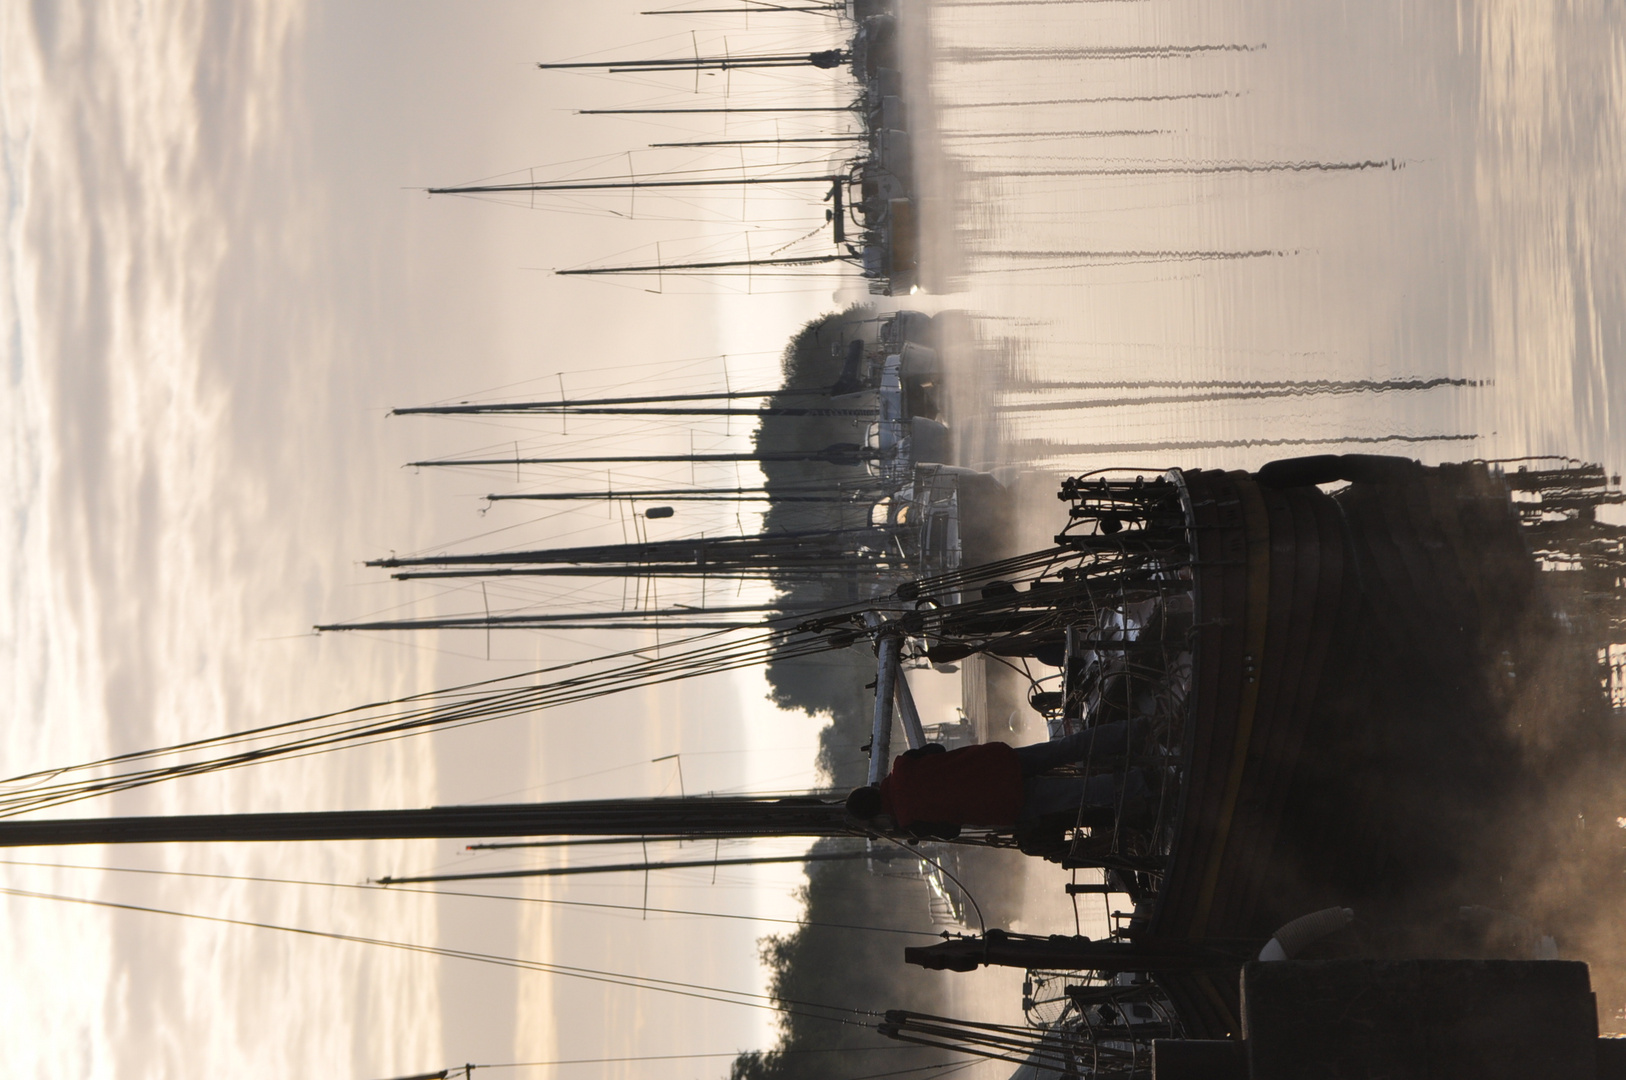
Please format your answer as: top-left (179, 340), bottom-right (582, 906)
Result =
top-left (844, 721), bottom-right (1149, 836)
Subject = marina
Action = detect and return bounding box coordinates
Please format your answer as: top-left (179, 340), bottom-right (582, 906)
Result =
top-left (5, 0), bottom-right (1626, 1076)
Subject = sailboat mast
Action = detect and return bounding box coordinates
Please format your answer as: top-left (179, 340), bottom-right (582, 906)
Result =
top-left (407, 445), bottom-right (877, 468)
top-left (393, 386), bottom-right (837, 416)
top-left (640, 4), bottom-right (845, 13)
top-left (650, 136), bottom-right (863, 148)
top-left (316, 602), bottom-right (822, 633)
top-left (363, 527), bottom-right (891, 570)
top-left (485, 489), bottom-right (860, 503)
top-left (558, 253), bottom-right (851, 276)
top-left (579, 105), bottom-right (859, 115)
top-left (429, 174), bottom-right (843, 196)
top-left (375, 850), bottom-right (868, 886)
top-left (535, 50), bottom-right (846, 72)
top-left (389, 568), bottom-right (821, 581)
top-left (396, 405), bottom-right (873, 418)
top-left (0, 795), bottom-right (860, 846)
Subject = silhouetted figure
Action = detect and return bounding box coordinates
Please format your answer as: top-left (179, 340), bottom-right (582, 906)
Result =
top-left (845, 722), bottom-right (1149, 839)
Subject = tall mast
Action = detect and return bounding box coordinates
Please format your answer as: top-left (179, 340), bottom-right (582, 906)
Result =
top-left (640, 4), bottom-right (845, 13)
top-left (650, 136), bottom-right (863, 148)
top-left (315, 601), bottom-right (825, 633)
top-left (428, 173), bottom-right (843, 196)
top-left (485, 487), bottom-right (868, 504)
top-left (325, 619), bottom-right (778, 631)
top-left (428, 173), bottom-right (850, 245)
top-left (393, 386), bottom-right (839, 417)
top-left (397, 405), bottom-right (873, 418)
top-left (389, 568), bottom-right (827, 581)
top-left (557, 253), bottom-right (852, 276)
top-left (578, 106), bottom-right (859, 115)
top-left (375, 849), bottom-right (869, 886)
top-left (375, 533), bottom-right (923, 580)
top-left (0, 794), bottom-right (860, 847)
top-left (363, 527), bottom-right (892, 572)
top-left (407, 444), bottom-right (878, 468)
top-left (535, 49), bottom-right (846, 72)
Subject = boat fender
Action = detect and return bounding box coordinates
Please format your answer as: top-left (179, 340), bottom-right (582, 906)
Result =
top-left (910, 417), bottom-right (951, 465)
top-left (1028, 690), bottom-right (1065, 713)
top-left (1032, 640), bottom-right (1066, 669)
top-left (829, 339), bottom-right (867, 397)
top-left (925, 641), bottom-right (975, 664)
top-left (872, 66), bottom-right (904, 101)
top-left (1335, 453), bottom-right (1423, 483)
top-left (1257, 906), bottom-right (1354, 961)
top-left (1254, 453), bottom-right (1423, 488)
top-left (1254, 455), bottom-right (1344, 488)
top-left (898, 342), bottom-right (939, 378)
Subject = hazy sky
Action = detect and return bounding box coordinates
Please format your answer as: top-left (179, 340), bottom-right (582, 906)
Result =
top-left (0, 2), bottom-right (855, 1075)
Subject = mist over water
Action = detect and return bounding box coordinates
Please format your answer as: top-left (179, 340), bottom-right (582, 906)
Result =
top-left (975, 248), bottom-right (1284, 261)
top-left (917, 0), bottom-right (1626, 477)
top-left (996, 382), bottom-right (1475, 413)
top-left (942, 129), bottom-right (1171, 139)
top-left (1005, 377), bottom-right (1480, 392)
top-left (942, 44), bottom-right (1263, 60)
top-left (951, 92), bottom-right (1234, 106)
top-left (1004, 431), bottom-right (1478, 459)
top-left (994, 158), bottom-right (1400, 177)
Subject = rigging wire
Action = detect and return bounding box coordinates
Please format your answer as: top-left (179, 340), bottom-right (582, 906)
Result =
top-left (0, 857), bottom-right (943, 937)
top-left (412, 1059), bottom-right (979, 1080)
top-left (0, 543), bottom-right (1104, 817)
top-left (0, 622), bottom-right (814, 799)
top-left (394, 1048), bottom-right (921, 1072)
top-left (0, 628), bottom-right (844, 817)
top-left (0, 885), bottom-right (876, 1025)
top-left (870, 836), bottom-right (986, 936)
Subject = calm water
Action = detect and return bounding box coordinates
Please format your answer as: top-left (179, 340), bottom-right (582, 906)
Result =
top-left (914, 0), bottom-right (1626, 482)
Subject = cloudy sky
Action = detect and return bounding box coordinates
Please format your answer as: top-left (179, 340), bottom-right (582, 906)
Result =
top-left (0, 2), bottom-right (862, 1075)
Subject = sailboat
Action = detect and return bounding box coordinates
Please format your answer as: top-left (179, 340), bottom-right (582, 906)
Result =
top-left (7, 448), bottom-right (1626, 1069)
top-left (423, 7), bottom-right (922, 293)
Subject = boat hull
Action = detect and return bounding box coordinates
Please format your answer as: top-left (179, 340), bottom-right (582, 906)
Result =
top-left (1149, 461), bottom-right (1597, 1036)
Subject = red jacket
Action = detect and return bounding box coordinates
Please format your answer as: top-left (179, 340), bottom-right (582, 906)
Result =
top-left (879, 743), bottom-right (1023, 828)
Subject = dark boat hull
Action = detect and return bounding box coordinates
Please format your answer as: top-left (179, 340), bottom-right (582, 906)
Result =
top-left (1149, 461), bottom-right (1600, 1036)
